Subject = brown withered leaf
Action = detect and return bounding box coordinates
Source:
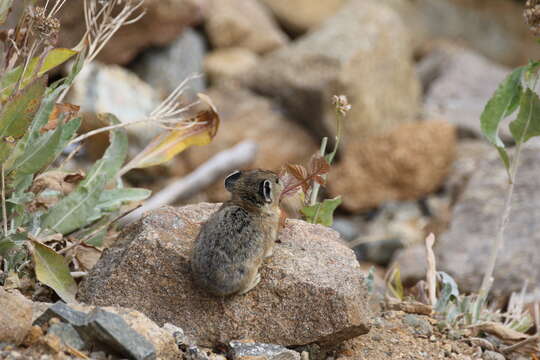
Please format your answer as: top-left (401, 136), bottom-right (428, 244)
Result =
top-left (72, 244), bottom-right (102, 272)
top-left (308, 153), bottom-right (330, 176)
top-left (120, 93), bottom-right (219, 172)
top-left (285, 164), bottom-right (308, 182)
top-left (42, 103), bottom-right (80, 132)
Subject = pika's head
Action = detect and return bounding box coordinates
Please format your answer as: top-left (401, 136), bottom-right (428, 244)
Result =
top-left (224, 169), bottom-right (283, 207)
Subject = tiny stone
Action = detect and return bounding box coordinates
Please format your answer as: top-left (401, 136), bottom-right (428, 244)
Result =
top-left (47, 323), bottom-right (86, 350)
top-left (403, 314), bottom-right (433, 337)
top-left (482, 350), bottom-right (505, 360)
top-left (229, 340), bottom-right (300, 360)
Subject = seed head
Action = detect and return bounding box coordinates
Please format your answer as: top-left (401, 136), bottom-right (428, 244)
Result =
top-left (30, 7), bottom-right (60, 44)
top-left (332, 95), bottom-right (352, 116)
top-left (525, 0), bottom-right (540, 36)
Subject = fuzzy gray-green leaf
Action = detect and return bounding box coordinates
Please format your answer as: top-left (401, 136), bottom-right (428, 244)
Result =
top-left (480, 67), bottom-right (524, 147)
top-left (97, 188), bottom-right (151, 211)
top-left (42, 114), bottom-right (128, 234)
top-left (509, 88), bottom-right (540, 144)
top-left (301, 196), bottom-right (342, 226)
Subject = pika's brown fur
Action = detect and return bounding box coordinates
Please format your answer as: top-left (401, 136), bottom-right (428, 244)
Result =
top-left (191, 169), bottom-right (283, 296)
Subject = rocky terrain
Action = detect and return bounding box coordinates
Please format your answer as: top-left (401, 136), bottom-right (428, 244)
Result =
top-left (2, 0), bottom-right (540, 359)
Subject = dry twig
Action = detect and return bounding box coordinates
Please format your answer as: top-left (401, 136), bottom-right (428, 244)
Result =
top-left (425, 233), bottom-right (437, 306)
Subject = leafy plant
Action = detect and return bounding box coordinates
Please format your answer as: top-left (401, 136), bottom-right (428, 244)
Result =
top-left (278, 95), bottom-right (350, 226)
top-left (478, 60), bottom-right (540, 297)
top-left (0, 1), bottom-right (219, 303)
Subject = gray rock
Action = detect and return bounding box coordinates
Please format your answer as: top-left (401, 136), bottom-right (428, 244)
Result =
top-left (0, 288), bottom-right (33, 345)
top-left (78, 203), bottom-right (372, 347)
top-left (47, 323), bottom-right (86, 350)
top-left (402, 314), bottom-right (432, 337)
top-left (133, 28), bottom-right (206, 95)
top-left (229, 340), bottom-right (300, 360)
top-left (162, 323), bottom-right (194, 348)
top-left (422, 44), bottom-right (512, 141)
top-left (76, 308), bottom-right (155, 360)
top-left (243, 0), bottom-right (420, 142)
top-left (437, 143), bottom-right (540, 296)
top-left (33, 301), bottom-right (86, 327)
top-left (482, 350), bottom-right (505, 360)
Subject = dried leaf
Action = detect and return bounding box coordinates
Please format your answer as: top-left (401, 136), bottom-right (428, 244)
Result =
top-left (470, 322), bottom-right (528, 341)
top-left (42, 103), bottom-right (80, 132)
top-left (32, 241), bottom-right (77, 303)
top-left (308, 153), bottom-right (330, 176)
top-left (73, 244), bottom-right (101, 271)
top-left (122, 93), bottom-right (219, 172)
top-left (285, 164), bottom-right (308, 182)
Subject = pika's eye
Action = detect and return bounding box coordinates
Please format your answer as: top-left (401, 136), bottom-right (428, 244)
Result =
top-left (275, 178), bottom-right (279, 184)
top-left (261, 179), bottom-right (272, 203)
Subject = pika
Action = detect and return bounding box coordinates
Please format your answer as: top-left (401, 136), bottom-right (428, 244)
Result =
top-left (191, 169), bottom-right (283, 296)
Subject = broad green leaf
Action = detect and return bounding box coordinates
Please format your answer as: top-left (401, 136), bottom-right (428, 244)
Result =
top-left (0, 0), bottom-right (13, 24)
top-left (496, 147), bottom-right (511, 175)
top-left (301, 196), bottom-right (342, 227)
top-left (32, 241), bottom-right (77, 303)
top-left (0, 49), bottom-right (77, 99)
top-left (97, 188), bottom-right (151, 211)
top-left (480, 66), bottom-right (524, 147)
top-left (121, 93), bottom-right (219, 172)
top-left (509, 88), bottom-right (540, 144)
top-left (4, 86), bottom-right (66, 170)
top-left (0, 238), bottom-right (16, 256)
top-left (0, 78), bottom-right (46, 162)
top-left (42, 114), bottom-right (128, 234)
top-left (10, 116), bottom-right (81, 176)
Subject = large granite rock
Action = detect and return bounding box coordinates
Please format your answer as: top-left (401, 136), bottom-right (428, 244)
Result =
top-left (205, 0), bottom-right (288, 54)
top-left (78, 203), bottom-right (372, 347)
top-left (421, 44), bottom-right (513, 142)
top-left (328, 121), bottom-right (456, 212)
top-left (58, 0), bottom-right (207, 65)
top-left (243, 0), bottom-right (420, 143)
top-left (436, 143), bottom-right (540, 296)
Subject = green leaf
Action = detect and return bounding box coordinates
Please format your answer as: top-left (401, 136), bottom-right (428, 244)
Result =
top-left (4, 86), bottom-right (66, 170)
top-left (97, 188), bottom-right (151, 211)
top-left (42, 114), bottom-right (128, 234)
top-left (301, 196), bottom-right (342, 226)
top-left (496, 147), bottom-right (511, 175)
top-left (0, 49), bottom-right (77, 99)
top-left (480, 67), bottom-right (524, 147)
top-left (0, 78), bottom-right (46, 162)
top-left (0, 0), bottom-right (13, 24)
top-left (509, 88), bottom-right (540, 144)
top-left (32, 241), bottom-right (77, 303)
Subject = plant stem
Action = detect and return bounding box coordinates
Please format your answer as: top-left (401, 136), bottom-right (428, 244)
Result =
top-left (479, 77), bottom-right (537, 296)
top-left (1, 165), bottom-right (7, 236)
top-left (309, 137), bottom-right (328, 206)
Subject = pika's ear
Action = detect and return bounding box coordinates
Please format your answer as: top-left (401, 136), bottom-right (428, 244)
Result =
top-left (260, 179), bottom-right (272, 203)
top-left (224, 170), bottom-right (242, 192)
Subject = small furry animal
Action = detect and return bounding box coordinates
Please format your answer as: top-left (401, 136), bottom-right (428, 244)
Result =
top-left (191, 169), bottom-right (283, 296)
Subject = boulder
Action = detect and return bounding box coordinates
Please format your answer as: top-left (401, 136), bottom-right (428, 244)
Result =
top-left (58, 0), bottom-right (207, 65)
top-left (78, 203), bottom-right (372, 347)
top-left (243, 0), bottom-right (420, 144)
top-left (385, 0), bottom-right (540, 66)
top-left (68, 62), bottom-right (161, 157)
top-left (0, 288), bottom-right (33, 345)
top-left (435, 143), bottom-right (540, 296)
top-left (177, 84), bottom-right (318, 202)
top-left (204, 0), bottom-right (288, 54)
top-left (258, 0), bottom-right (346, 34)
top-left (421, 44), bottom-right (513, 142)
top-left (328, 121), bottom-right (456, 212)
top-left (204, 48), bottom-right (259, 84)
top-left (133, 28), bottom-right (206, 95)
